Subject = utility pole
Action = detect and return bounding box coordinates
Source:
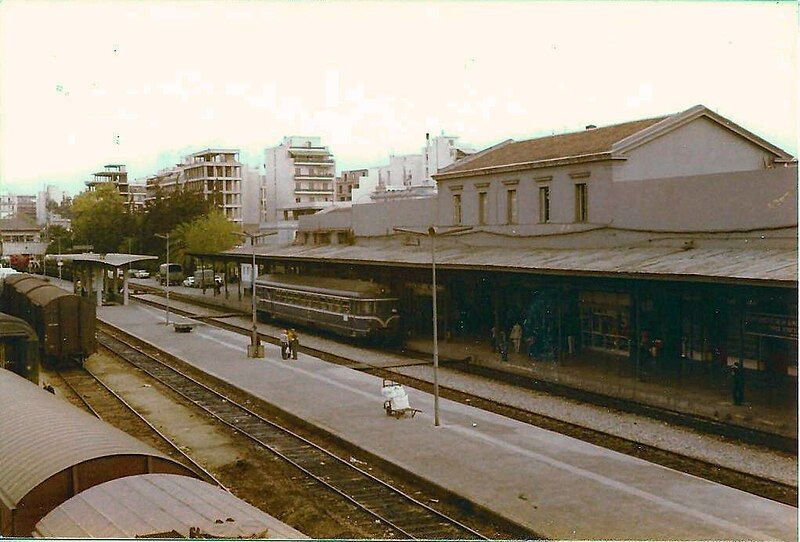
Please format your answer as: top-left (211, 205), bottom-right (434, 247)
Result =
top-left (155, 233), bottom-right (170, 325)
top-left (236, 231), bottom-right (277, 357)
top-left (394, 225), bottom-right (472, 426)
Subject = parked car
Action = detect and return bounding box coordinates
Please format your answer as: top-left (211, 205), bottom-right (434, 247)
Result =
top-left (182, 276), bottom-right (196, 288)
top-left (131, 269), bottom-right (150, 279)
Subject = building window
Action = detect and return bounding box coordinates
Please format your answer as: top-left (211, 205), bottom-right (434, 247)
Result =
top-left (539, 186), bottom-right (550, 223)
top-left (506, 189), bottom-right (517, 224)
top-left (575, 183), bottom-right (588, 222)
top-left (453, 194), bottom-right (462, 224)
top-left (478, 192), bottom-right (487, 225)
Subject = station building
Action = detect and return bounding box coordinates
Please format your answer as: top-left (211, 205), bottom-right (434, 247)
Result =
top-left (195, 105), bottom-right (797, 422)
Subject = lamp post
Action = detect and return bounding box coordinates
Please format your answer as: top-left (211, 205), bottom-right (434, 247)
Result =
top-left (155, 233), bottom-right (171, 326)
top-left (236, 231), bottom-right (278, 358)
top-left (394, 225), bottom-right (472, 426)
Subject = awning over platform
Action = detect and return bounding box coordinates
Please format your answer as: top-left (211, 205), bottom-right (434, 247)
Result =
top-left (46, 253), bottom-right (157, 268)
top-left (196, 242), bottom-right (798, 287)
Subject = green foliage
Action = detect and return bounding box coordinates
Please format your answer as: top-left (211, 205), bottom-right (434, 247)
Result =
top-left (71, 184), bottom-right (134, 253)
top-left (171, 211), bottom-right (240, 269)
top-left (138, 187), bottom-right (211, 257)
top-left (46, 197), bottom-right (73, 219)
top-left (45, 225), bottom-right (74, 254)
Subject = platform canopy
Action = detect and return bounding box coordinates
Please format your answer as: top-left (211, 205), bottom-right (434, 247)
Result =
top-left (45, 252), bottom-right (157, 268)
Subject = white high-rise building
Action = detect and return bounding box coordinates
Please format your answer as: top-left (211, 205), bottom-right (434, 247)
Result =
top-left (262, 136), bottom-right (336, 222)
top-left (145, 149), bottom-right (244, 223)
top-left (351, 134), bottom-right (475, 202)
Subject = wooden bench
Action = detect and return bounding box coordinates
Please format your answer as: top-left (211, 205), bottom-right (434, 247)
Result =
top-left (173, 322), bottom-right (196, 333)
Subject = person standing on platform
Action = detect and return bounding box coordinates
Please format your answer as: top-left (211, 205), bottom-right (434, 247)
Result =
top-left (279, 329), bottom-right (290, 360)
top-left (499, 329), bottom-right (509, 362)
top-left (288, 328), bottom-right (299, 360)
top-left (510, 322), bottom-right (523, 354)
top-left (731, 360), bottom-right (745, 406)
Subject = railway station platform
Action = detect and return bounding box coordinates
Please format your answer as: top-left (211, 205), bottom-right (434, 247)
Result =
top-left (93, 300), bottom-right (797, 540)
top-left (124, 278), bottom-right (797, 440)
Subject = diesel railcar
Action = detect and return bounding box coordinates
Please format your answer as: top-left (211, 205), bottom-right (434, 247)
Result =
top-left (0, 274), bottom-right (96, 364)
top-left (255, 274), bottom-right (400, 340)
top-left (0, 312), bottom-right (39, 385)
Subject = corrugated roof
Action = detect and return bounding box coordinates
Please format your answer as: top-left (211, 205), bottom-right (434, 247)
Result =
top-left (0, 313), bottom-right (36, 340)
top-left (440, 116), bottom-right (666, 174)
top-left (0, 370), bottom-right (182, 508)
top-left (219, 242), bottom-right (798, 285)
top-left (33, 474), bottom-right (307, 539)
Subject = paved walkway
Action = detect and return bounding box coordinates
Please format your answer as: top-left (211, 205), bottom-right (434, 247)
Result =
top-left (95, 301), bottom-right (797, 540)
top-left (128, 278), bottom-right (798, 439)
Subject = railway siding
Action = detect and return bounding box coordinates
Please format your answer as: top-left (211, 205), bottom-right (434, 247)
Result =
top-left (95, 300), bottom-right (798, 540)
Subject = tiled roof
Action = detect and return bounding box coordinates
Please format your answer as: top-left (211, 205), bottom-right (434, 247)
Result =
top-left (441, 116), bottom-right (667, 174)
top-left (0, 217), bottom-right (39, 231)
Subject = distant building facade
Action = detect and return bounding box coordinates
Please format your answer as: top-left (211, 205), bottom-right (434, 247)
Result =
top-left (0, 193), bottom-right (38, 223)
top-left (86, 164), bottom-right (130, 206)
top-left (335, 168), bottom-right (368, 202)
top-left (262, 136), bottom-right (336, 222)
top-left (351, 134), bottom-right (475, 202)
top-left (145, 149), bottom-right (244, 223)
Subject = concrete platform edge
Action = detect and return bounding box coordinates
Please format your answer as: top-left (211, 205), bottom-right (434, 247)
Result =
top-left (96, 320), bottom-right (541, 539)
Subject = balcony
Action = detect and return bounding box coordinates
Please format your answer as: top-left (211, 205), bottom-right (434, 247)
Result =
top-left (293, 159), bottom-right (334, 166)
top-left (294, 173), bottom-right (334, 180)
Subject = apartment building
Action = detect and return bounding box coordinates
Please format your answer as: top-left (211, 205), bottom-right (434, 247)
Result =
top-left (335, 168), bottom-right (368, 202)
top-left (262, 136), bottom-right (336, 222)
top-left (86, 164), bottom-right (130, 205)
top-left (145, 149), bottom-right (243, 223)
top-left (351, 134), bottom-right (475, 202)
top-left (0, 193), bottom-right (37, 222)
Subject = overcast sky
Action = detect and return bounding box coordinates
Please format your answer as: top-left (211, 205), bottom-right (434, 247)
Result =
top-left (0, 0), bottom-right (796, 195)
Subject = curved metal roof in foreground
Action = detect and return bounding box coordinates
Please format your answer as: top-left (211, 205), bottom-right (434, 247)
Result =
top-left (0, 312), bottom-right (37, 340)
top-left (34, 474), bottom-right (307, 539)
top-left (0, 369), bottom-right (194, 535)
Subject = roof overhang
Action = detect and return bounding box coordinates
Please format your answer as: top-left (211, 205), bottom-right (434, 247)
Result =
top-left (189, 244), bottom-right (797, 289)
top-left (434, 153), bottom-right (619, 181)
top-left (46, 253), bottom-right (158, 268)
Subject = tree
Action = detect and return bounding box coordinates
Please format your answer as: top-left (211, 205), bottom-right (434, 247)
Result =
top-left (170, 211), bottom-right (240, 270)
top-left (45, 225), bottom-right (74, 254)
top-left (71, 184), bottom-right (134, 253)
top-left (138, 187), bottom-right (210, 257)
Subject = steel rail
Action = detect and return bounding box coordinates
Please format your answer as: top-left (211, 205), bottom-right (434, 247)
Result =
top-left (97, 328), bottom-right (487, 540)
top-left (128, 287), bottom-right (798, 506)
top-left (56, 364), bottom-right (228, 491)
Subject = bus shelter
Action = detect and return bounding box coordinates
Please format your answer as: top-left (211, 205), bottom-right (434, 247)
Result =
top-left (45, 253), bottom-right (157, 307)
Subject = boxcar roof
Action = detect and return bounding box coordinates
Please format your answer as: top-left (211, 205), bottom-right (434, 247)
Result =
top-left (26, 284), bottom-right (71, 306)
top-left (34, 474), bottom-right (308, 539)
top-left (256, 273), bottom-right (392, 299)
top-left (0, 312), bottom-right (37, 340)
top-left (3, 273), bottom-right (42, 287)
top-left (0, 370), bottom-right (186, 510)
top-left (11, 278), bottom-right (49, 295)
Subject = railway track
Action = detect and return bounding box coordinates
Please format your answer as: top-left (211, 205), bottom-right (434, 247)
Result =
top-left (129, 287), bottom-right (798, 506)
top-left (96, 328), bottom-right (488, 540)
top-left (55, 363), bottom-right (227, 490)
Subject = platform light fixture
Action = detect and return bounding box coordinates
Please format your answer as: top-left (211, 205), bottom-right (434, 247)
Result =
top-left (236, 231), bottom-right (278, 358)
top-left (394, 225), bottom-right (472, 426)
top-left (154, 233), bottom-right (171, 326)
